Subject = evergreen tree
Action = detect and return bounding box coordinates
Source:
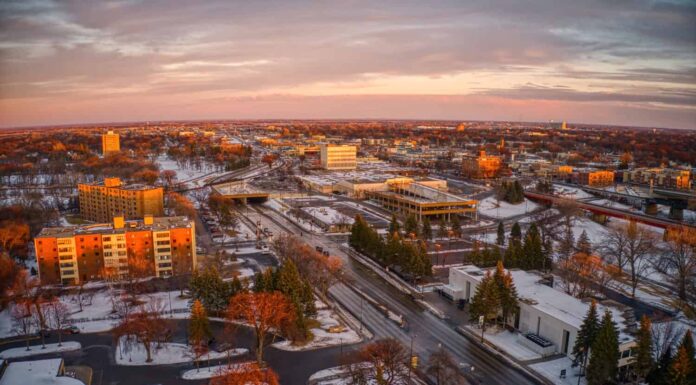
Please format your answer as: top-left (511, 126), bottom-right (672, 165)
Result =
top-left (437, 218), bottom-right (448, 239)
top-left (572, 301), bottom-right (600, 364)
top-left (404, 214), bottom-right (419, 237)
top-left (388, 214), bottom-right (401, 235)
top-left (576, 230), bottom-right (592, 255)
top-left (587, 310), bottom-right (619, 385)
top-left (513, 180), bottom-right (524, 203)
top-left (647, 348), bottom-right (672, 385)
top-left (189, 299), bottom-right (212, 344)
top-left (521, 223), bottom-right (543, 270)
top-left (558, 224), bottom-right (575, 262)
top-left (492, 261), bottom-right (518, 327)
top-left (450, 215), bottom-right (461, 238)
top-left (676, 330), bottom-right (696, 381)
top-left (635, 315), bottom-right (654, 380)
top-left (421, 217), bottom-right (432, 241)
top-left (669, 346), bottom-right (695, 385)
top-left (496, 222), bottom-right (505, 246)
top-left (510, 222), bottom-right (522, 240)
top-left (504, 241), bottom-right (520, 268)
top-left (469, 271), bottom-right (500, 327)
top-left (189, 266), bottom-right (234, 313)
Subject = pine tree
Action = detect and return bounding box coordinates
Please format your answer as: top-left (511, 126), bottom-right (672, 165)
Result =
top-left (504, 241), bottom-right (520, 268)
top-left (450, 215), bottom-right (461, 238)
top-left (587, 310), bottom-right (619, 385)
top-left (388, 214), bottom-right (400, 235)
top-left (510, 222), bottom-right (522, 240)
top-left (404, 214), bottom-right (419, 237)
top-left (647, 347), bottom-right (672, 385)
top-left (189, 299), bottom-right (212, 343)
top-left (437, 218), bottom-right (448, 239)
top-left (669, 346), bottom-right (694, 385)
top-left (469, 271), bottom-right (500, 327)
top-left (572, 301), bottom-right (599, 363)
top-left (676, 330), bottom-right (696, 381)
top-left (421, 217), bottom-right (432, 241)
top-left (493, 261), bottom-right (518, 327)
top-left (496, 222), bottom-right (505, 246)
top-left (576, 230), bottom-right (592, 255)
top-left (558, 223), bottom-right (575, 262)
top-left (521, 223), bottom-right (543, 270)
top-left (635, 315), bottom-right (654, 379)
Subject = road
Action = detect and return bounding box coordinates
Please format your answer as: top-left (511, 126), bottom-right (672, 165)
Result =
top-left (250, 204), bottom-right (539, 385)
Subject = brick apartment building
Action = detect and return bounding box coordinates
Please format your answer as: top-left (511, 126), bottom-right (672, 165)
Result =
top-left (102, 130), bottom-right (120, 155)
top-left (575, 170), bottom-right (615, 187)
top-left (461, 150), bottom-right (502, 179)
top-left (34, 215), bottom-right (196, 285)
top-left (78, 177), bottom-right (164, 223)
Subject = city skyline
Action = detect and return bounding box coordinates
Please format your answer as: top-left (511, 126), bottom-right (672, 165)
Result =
top-left (1, 0), bottom-right (695, 129)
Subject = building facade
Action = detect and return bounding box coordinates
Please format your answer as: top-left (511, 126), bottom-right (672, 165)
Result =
top-left (102, 130), bottom-right (120, 155)
top-left (576, 170), bottom-right (615, 187)
top-left (461, 151), bottom-right (502, 179)
top-left (34, 216), bottom-right (196, 285)
top-left (78, 177), bottom-right (164, 223)
top-left (320, 144), bottom-right (357, 170)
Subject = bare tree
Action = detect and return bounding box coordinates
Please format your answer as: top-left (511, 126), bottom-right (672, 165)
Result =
top-left (622, 222), bottom-right (656, 298)
top-left (427, 346), bottom-right (465, 385)
top-left (11, 301), bottom-right (35, 351)
top-left (601, 226), bottom-right (631, 273)
top-left (47, 299), bottom-right (71, 346)
top-left (655, 226), bottom-right (696, 301)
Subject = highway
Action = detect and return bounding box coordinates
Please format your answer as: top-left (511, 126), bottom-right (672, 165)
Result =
top-left (248, 204), bottom-right (540, 385)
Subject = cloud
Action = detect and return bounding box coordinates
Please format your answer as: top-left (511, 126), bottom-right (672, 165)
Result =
top-left (0, 0), bottom-right (694, 128)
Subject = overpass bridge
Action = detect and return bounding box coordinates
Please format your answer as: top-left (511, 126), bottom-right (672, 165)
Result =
top-left (524, 191), bottom-right (693, 230)
top-left (556, 182), bottom-right (695, 220)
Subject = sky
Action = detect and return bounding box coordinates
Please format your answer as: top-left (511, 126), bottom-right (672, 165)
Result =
top-left (0, 0), bottom-right (695, 129)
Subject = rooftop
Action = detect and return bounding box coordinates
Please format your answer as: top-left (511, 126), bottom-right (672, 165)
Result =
top-left (0, 358), bottom-right (81, 385)
top-left (36, 216), bottom-right (192, 238)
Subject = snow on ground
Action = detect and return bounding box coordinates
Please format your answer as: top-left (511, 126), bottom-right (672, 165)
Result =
top-left (478, 197), bottom-right (540, 219)
top-left (586, 198), bottom-right (636, 211)
top-left (273, 300), bottom-right (361, 351)
top-left (116, 337), bottom-right (247, 366)
top-left (0, 358), bottom-right (83, 385)
top-left (302, 206), bottom-right (354, 226)
top-left (570, 217), bottom-right (611, 244)
top-left (530, 356), bottom-right (586, 385)
top-left (464, 326), bottom-right (541, 361)
top-left (156, 155), bottom-right (221, 185)
top-left (180, 362), bottom-right (258, 380)
top-left (0, 342), bottom-right (81, 359)
top-left (554, 185), bottom-right (595, 200)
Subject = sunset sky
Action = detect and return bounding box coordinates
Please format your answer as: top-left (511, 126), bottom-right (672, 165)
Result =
top-left (0, 0), bottom-right (694, 129)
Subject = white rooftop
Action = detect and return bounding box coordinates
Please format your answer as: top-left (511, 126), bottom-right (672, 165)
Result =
top-left (0, 358), bottom-right (82, 385)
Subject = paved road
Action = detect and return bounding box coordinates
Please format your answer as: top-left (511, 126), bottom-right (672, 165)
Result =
top-left (251, 205), bottom-right (539, 385)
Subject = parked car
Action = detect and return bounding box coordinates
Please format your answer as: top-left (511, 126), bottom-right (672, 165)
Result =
top-left (63, 325), bottom-right (80, 334)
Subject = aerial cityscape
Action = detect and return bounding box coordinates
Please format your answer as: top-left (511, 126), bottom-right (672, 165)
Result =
top-left (0, 2), bottom-right (694, 385)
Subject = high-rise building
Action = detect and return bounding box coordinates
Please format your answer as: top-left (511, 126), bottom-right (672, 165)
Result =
top-left (561, 121), bottom-right (567, 130)
top-left (78, 177), bottom-right (164, 222)
top-left (34, 215), bottom-right (196, 285)
top-left (102, 130), bottom-right (120, 155)
top-left (320, 144), bottom-right (357, 170)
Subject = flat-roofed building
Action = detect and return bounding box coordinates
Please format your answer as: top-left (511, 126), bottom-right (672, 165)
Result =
top-left (78, 177), bottom-right (164, 223)
top-left (102, 130), bottom-right (120, 155)
top-left (366, 180), bottom-right (477, 220)
top-left (34, 215), bottom-right (196, 285)
top-left (445, 265), bottom-right (636, 371)
top-left (320, 144), bottom-right (357, 170)
top-left (576, 169), bottom-right (615, 187)
top-left (461, 151), bottom-right (502, 179)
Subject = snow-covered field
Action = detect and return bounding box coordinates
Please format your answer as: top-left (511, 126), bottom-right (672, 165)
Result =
top-left (478, 197), bottom-right (540, 219)
top-left (302, 206), bottom-right (354, 226)
top-left (465, 326), bottom-right (541, 361)
top-left (0, 341), bottom-right (81, 359)
top-left (116, 337), bottom-right (246, 366)
top-left (273, 300), bottom-right (361, 351)
top-left (156, 155), bottom-right (222, 186)
top-left (554, 185), bottom-right (595, 200)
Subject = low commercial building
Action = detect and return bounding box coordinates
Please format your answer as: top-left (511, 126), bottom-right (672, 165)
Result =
top-left (78, 177), bottom-right (164, 223)
top-left (34, 215), bottom-right (196, 285)
top-left (0, 358), bottom-right (81, 385)
top-left (366, 180), bottom-right (477, 220)
top-left (623, 168), bottom-right (691, 190)
top-left (461, 151), bottom-right (502, 179)
top-left (320, 144), bottom-right (357, 170)
top-left (335, 176), bottom-right (446, 199)
top-left (102, 130), bottom-right (120, 155)
top-left (575, 170), bottom-right (615, 187)
top-left (445, 265), bottom-right (636, 369)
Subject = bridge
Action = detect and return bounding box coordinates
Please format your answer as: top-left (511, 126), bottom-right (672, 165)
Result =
top-left (524, 191), bottom-right (694, 230)
top-left (555, 182), bottom-right (695, 220)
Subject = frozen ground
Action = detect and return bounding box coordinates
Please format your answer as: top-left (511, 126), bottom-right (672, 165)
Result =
top-left (302, 206), bottom-right (354, 226)
top-left (554, 185), bottom-right (595, 200)
top-left (478, 197), bottom-right (540, 219)
top-left (116, 337), bottom-right (246, 366)
top-left (273, 300), bottom-right (361, 351)
top-left (156, 155), bottom-right (222, 186)
top-left (0, 358), bottom-right (83, 385)
top-left (465, 326), bottom-right (541, 361)
top-left (530, 356), bottom-right (586, 385)
top-left (0, 342), bottom-right (81, 359)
